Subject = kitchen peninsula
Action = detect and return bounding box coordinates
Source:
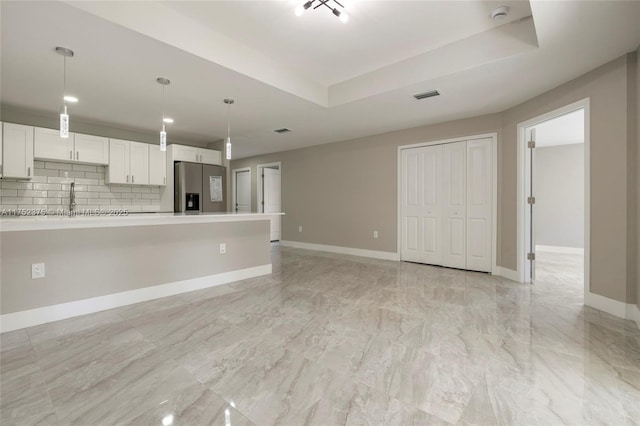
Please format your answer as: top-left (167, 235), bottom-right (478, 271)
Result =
top-left (0, 212), bottom-right (284, 332)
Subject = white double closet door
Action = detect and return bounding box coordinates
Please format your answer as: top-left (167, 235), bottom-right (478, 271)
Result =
top-left (401, 138), bottom-right (493, 272)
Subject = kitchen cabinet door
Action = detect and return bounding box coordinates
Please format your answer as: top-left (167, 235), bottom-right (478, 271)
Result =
top-left (149, 145), bottom-right (166, 186)
top-left (74, 133), bottom-right (109, 165)
top-left (198, 148), bottom-right (221, 165)
top-left (2, 123), bottom-right (34, 179)
top-left (107, 139), bottom-right (130, 184)
top-left (129, 141), bottom-right (149, 185)
top-left (172, 145), bottom-right (199, 163)
top-left (34, 127), bottom-right (75, 162)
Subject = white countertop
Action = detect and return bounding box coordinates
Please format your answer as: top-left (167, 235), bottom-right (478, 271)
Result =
top-left (0, 212), bottom-right (285, 232)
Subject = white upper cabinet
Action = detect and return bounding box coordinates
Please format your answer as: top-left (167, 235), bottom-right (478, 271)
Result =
top-left (34, 127), bottom-right (75, 162)
top-left (149, 145), bottom-right (166, 186)
top-left (198, 148), bottom-right (221, 165)
top-left (170, 144), bottom-right (221, 165)
top-left (74, 133), bottom-right (109, 165)
top-left (107, 139), bottom-right (130, 184)
top-left (129, 141), bottom-right (149, 185)
top-left (107, 139), bottom-right (157, 186)
top-left (2, 123), bottom-right (34, 179)
top-left (172, 145), bottom-right (199, 163)
top-left (34, 128), bottom-right (108, 165)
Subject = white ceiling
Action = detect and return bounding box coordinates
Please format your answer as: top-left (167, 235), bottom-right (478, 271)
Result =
top-left (1, 1), bottom-right (639, 159)
top-left (534, 109), bottom-right (585, 148)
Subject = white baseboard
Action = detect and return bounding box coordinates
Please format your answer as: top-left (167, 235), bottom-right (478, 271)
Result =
top-left (536, 245), bottom-right (584, 255)
top-left (0, 264), bottom-right (272, 333)
top-left (493, 266), bottom-right (520, 282)
top-left (585, 291), bottom-right (640, 329)
top-left (280, 240), bottom-right (399, 261)
top-left (626, 303), bottom-right (640, 330)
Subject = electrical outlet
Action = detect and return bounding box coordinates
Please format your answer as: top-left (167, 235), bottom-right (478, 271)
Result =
top-left (219, 243), bottom-right (226, 254)
top-left (298, 226), bottom-right (303, 233)
top-left (373, 230), bottom-right (379, 239)
top-left (32, 263), bottom-right (45, 279)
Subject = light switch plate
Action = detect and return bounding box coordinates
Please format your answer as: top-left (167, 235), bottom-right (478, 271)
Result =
top-left (32, 263), bottom-right (45, 279)
top-left (219, 243), bottom-right (226, 254)
top-left (298, 226), bottom-right (303, 233)
top-left (373, 231), bottom-right (379, 239)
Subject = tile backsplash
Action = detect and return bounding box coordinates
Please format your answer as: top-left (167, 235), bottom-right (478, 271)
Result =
top-left (0, 161), bottom-right (161, 213)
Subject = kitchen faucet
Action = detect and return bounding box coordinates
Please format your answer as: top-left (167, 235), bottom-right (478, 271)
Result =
top-left (69, 182), bottom-right (76, 215)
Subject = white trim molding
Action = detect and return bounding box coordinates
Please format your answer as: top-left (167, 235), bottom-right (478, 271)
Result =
top-left (0, 264), bottom-right (272, 333)
top-left (494, 267), bottom-right (520, 282)
top-left (280, 240), bottom-right (399, 261)
top-left (626, 303), bottom-right (640, 330)
top-left (516, 98), bottom-right (590, 292)
top-left (585, 292), bottom-right (640, 329)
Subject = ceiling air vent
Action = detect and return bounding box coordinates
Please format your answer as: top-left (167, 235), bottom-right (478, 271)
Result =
top-left (413, 90), bottom-right (440, 101)
top-left (274, 128), bottom-right (292, 134)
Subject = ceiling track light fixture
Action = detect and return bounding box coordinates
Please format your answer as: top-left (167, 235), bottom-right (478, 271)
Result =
top-left (157, 77), bottom-right (171, 151)
top-left (295, 0), bottom-right (349, 23)
top-left (55, 46), bottom-right (74, 138)
top-left (224, 99), bottom-right (235, 160)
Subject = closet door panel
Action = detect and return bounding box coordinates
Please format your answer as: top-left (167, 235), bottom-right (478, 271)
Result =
top-left (421, 145), bottom-right (442, 265)
top-left (442, 141), bottom-right (467, 269)
top-left (401, 148), bottom-right (424, 262)
top-left (466, 138), bottom-right (493, 272)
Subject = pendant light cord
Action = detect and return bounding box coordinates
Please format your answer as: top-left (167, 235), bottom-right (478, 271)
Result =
top-left (62, 56), bottom-right (67, 108)
top-left (227, 102), bottom-right (231, 139)
top-left (162, 85), bottom-right (165, 122)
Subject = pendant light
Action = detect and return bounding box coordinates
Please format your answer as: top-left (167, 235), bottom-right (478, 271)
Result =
top-left (224, 99), bottom-right (235, 160)
top-left (55, 47), bottom-right (74, 138)
top-left (157, 77), bottom-right (171, 151)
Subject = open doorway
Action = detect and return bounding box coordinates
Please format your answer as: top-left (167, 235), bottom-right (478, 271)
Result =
top-left (517, 99), bottom-right (589, 298)
top-left (232, 167), bottom-right (251, 213)
top-left (257, 162), bottom-right (281, 242)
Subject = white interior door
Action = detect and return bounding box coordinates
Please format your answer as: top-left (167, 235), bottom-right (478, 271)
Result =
top-left (442, 141), bottom-right (467, 269)
top-left (263, 168), bottom-right (281, 241)
top-left (235, 170), bottom-right (251, 213)
top-left (466, 138), bottom-right (493, 272)
top-left (400, 146), bottom-right (442, 265)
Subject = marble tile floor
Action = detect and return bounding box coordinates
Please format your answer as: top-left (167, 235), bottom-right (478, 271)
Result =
top-left (1, 245), bottom-right (639, 425)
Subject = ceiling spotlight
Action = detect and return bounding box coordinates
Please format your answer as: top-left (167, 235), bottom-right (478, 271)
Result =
top-left (163, 117), bottom-right (174, 124)
top-left (294, 0), bottom-right (349, 22)
top-left (491, 6), bottom-right (510, 20)
top-left (63, 95), bottom-right (78, 103)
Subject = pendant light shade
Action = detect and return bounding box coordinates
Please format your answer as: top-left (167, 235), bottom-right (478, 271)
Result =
top-left (157, 77), bottom-right (171, 152)
top-left (55, 47), bottom-right (74, 139)
top-left (224, 99), bottom-right (235, 160)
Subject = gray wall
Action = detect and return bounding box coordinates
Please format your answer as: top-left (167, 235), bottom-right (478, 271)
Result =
top-left (534, 144), bottom-right (585, 248)
top-left (0, 220), bottom-right (270, 313)
top-left (637, 47), bottom-right (640, 310)
top-left (232, 53), bottom-right (638, 304)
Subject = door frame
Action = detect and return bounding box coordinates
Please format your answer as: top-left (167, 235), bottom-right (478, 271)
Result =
top-left (231, 167), bottom-right (251, 213)
top-left (516, 98), bottom-right (590, 293)
top-left (396, 132), bottom-right (499, 274)
top-left (257, 162), bottom-right (282, 213)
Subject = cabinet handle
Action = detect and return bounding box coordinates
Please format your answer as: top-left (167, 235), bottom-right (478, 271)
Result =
top-left (126, 175), bottom-right (129, 183)
top-left (163, 177), bottom-right (166, 185)
top-left (76, 151), bottom-right (79, 160)
top-left (132, 175), bottom-right (135, 183)
top-left (28, 167), bottom-right (31, 177)
top-left (70, 150), bottom-right (73, 160)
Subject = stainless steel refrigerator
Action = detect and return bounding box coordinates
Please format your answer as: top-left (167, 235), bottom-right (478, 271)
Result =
top-left (174, 162), bottom-right (227, 213)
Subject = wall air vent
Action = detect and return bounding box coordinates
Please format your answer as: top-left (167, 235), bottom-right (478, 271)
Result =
top-left (413, 90), bottom-right (440, 100)
top-left (274, 128), bottom-right (292, 134)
